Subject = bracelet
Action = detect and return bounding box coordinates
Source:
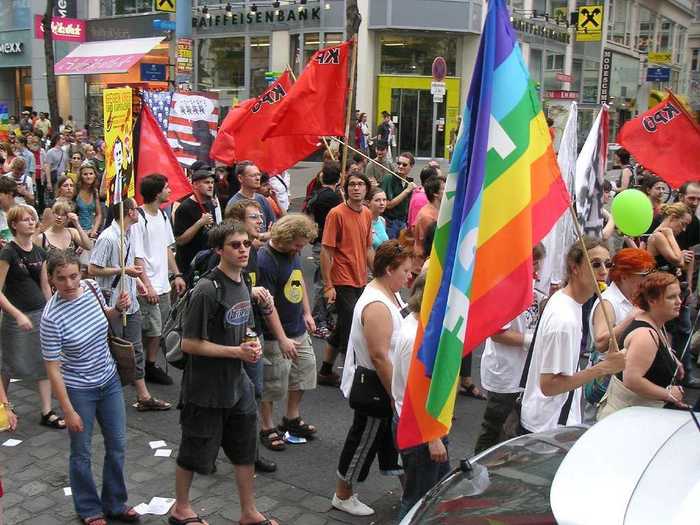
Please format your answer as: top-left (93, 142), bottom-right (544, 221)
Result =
top-left (169, 273), bottom-right (183, 281)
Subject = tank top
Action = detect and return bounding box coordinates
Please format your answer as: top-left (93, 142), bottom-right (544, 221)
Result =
top-left (76, 192), bottom-right (97, 231)
top-left (618, 319), bottom-right (677, 387)
top-left (42, 230), bottom-right (77, 253)
top-left (340, 284), bottom-right (406, 398)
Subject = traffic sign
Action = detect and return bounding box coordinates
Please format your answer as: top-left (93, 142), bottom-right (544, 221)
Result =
top-left (648, 51), bottom-right (672, 65)
top-left (576, 5), bottom-right (603, 42)
top-left (431, 81), bottom-right (446, 103)
top-left (432, 57), bottom-right (447, 82)
top-left (155, 0), bottom-right (176, 13)
top-left (647, 67), bottom-right (670, 82)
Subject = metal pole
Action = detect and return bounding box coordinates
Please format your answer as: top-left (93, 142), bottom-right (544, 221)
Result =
top-left (176, 0), bottom-right (193, 89)
top-left (431, 99), bottom-right (438, 158)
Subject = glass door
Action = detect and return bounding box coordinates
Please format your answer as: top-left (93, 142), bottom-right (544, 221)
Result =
top-left (391, 88), bottom-right (446, 158)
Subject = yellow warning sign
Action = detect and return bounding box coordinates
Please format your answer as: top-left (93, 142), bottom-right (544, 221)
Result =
top-left (155, 0), bottom-right (176, 13)
top-left (576, 5), bottom-right (603, 42)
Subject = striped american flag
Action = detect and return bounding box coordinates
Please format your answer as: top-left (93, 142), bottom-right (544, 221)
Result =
top-left (166, 90), bottom-right (220, 168)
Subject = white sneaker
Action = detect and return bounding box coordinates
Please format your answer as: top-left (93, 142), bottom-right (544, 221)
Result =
top-left (332, 493), bottom-right (375, 516)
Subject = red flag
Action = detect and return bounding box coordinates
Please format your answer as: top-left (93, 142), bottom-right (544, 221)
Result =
top-left (618, 92), bottom-right (700, 189)
top-left (210, 70), bottom-right (319, 173)
top-left (135, 104), bottom-right (193, 205)
top-left (262, 40), bottom-right (352, 139)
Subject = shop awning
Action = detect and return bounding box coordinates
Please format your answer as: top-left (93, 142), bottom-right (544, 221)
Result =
top-left (54, 36), bottom-right (165, 75)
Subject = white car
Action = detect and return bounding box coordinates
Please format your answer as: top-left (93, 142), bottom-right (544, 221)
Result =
top-left (401, 407), bottom-right (699, 524)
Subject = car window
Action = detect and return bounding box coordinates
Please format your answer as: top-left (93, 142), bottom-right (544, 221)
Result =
top-left (410, 429), bottom-right (583, 524)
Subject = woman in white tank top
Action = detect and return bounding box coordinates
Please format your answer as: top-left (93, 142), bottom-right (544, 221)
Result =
top-left (332, 240), bottom-right (412, 517)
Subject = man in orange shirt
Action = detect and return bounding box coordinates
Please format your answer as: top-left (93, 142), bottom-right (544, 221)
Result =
top-left (318, 173), bottom-right (374, 386)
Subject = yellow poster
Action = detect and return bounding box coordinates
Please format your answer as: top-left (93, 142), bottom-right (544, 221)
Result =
top-left (648, 51), bottom-right (672, 64)
top-left (103, 87), bottom-right (134, 205)
top-left (576, 5), bottom-right (603, 42)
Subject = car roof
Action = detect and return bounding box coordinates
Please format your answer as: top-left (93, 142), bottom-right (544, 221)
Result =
top-left (551, 407), bottom-right (700, 525)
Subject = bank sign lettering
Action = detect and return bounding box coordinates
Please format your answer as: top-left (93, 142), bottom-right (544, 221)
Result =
top-left (193, 7), bottom-right (321, 29)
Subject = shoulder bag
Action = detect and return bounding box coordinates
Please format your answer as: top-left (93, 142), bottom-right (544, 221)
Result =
top-left (85, 281), bottom-right (136, 386)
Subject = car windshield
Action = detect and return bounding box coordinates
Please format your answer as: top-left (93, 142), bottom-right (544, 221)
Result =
top-left (410, 428), bottom-right (584, 524)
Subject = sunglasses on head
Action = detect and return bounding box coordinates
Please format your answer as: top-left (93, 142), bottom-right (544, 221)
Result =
top-left (591, 260), bottom-right (613, 269)
top-left (227, 239), bottom-right (252, 250)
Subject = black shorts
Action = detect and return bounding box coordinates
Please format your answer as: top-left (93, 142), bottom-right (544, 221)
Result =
top-left (327, 285), bottom-right (364, 353)
top-left (176, 383), bottom-right (258, 475)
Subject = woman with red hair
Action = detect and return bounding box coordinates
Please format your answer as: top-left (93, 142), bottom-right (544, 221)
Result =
top-left (585, 248), bottom-right (655, 406)
top-left (597, 272), bottom-right (686, 419)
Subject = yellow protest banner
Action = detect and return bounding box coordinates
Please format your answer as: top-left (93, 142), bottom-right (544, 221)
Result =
top-left (103, 87), bottom-right (134, 205)
top-left (576, 5), bottom-right (603, 41)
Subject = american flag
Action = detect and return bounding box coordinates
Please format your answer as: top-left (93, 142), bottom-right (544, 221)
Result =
top-left (141, 89), bottom-right (172, 136)
top-left (166, 91), bottom-right (219, 168)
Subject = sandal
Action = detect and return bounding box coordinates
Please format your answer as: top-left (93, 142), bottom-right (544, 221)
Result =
top-left (279, 416), bottom-right (317, 439)
top-left (459, 384), bottom-right (487, 400)
top-left (168, 516), bottom-right (207, 525)
top-left (259, 428), bottom-right (286, 451)
top-left (40, 410), bottom-right (66, 429)
top-left (107, 507), bottom-right (141, 522)
top-left (133, 397), bottom-right (171, 411)
top-left (83, 516), bottom-right (107, 525)
top-left (240, 519), bottom-right (276, 525)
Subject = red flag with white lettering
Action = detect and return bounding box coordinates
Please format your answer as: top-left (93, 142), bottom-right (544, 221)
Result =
top-left (262, 40), bottom-right (352, 139)
top-left (210, 70), bottom-right (319, 173)
top-left (618, 92), bottom-right (700, 189)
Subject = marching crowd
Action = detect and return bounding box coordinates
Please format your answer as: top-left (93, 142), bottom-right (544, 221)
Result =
top-left (0, 115), bottom-right (699, 525)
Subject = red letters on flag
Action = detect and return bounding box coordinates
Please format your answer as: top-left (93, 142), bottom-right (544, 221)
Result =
top-left (618, 92), bottom-right (700, 189)
top-left (209, 70), bottom-right (319, 174)
top-left (135, 104), bottom-right (192, 205)
top-left (261, 40), bottom-right (352, 139)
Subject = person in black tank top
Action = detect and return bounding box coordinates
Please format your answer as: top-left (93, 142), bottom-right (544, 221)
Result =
top-left (619, 272), bottom-right (687, 408)
top-left (646, 202), bottom-right (691, 275)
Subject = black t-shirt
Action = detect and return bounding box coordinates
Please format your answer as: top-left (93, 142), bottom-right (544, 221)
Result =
top-left (0, 242), bottom-right (47, 312)
top-left (257, 244), bottom-right (306, 339)
top-left (181, 268), bottom-right (253, 408)
top-left (676, 215), bottom-right (700, 250)
top-left (173, 198), bottom-right (217, 273)
top-left (311, 187), bottom-right (342, 240)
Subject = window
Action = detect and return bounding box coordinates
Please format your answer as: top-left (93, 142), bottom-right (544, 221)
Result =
top-left (581, 59), bottom-right (599, 103)
top-left (250, 36), bottom-right (270, 98)
top-left (657, 17), bottom-right (674, 52)
top-left (0, 0), bottom-right (31, 30)
top-left (608, 0), bottom-right (631, 46)
top-left (290, 34), bottom-right (301, 75)
top-left (543, 52), bottom-right (565, 92)
top-left (545, 54), bottom-right (565, 70)
top-left (380, 35), bottom-right (457, 76)
top-left (303, 32), bottom-right (321, 66)
top-left (637, 7), bottom-right (655, 52)
top-left (197, 37), bottom-right (245, 95)
top-left (323, 32), bottom-right (344, 47)
top-left (529, 49), bottom-right (543, 88)
top-left (692, 49), bottom-right (699, 72)
top-left (675, 26), bottom-right (686, 64)
top-left (101, 0), bottom-right (154, 16)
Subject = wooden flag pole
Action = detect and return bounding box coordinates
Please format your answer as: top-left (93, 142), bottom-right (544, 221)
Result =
top-left (119, 199), bottom-right (126, 326)
top-left (566, 201), bottom-right (619, 351)
top-left (332, 137), bottom-right (410, 184)
top-left (341, 37), bottom-right (358, 173)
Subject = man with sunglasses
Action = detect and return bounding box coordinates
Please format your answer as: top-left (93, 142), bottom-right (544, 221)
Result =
top-left (171, 221), bottom-right (278, 525)
top-left (365, 139), bottom-right (394, 186)
top-left (381, 152), bottom-right (416, 239)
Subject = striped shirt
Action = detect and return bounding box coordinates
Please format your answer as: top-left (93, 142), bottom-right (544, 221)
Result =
top-left (41, 279), bottom-right (116, 389)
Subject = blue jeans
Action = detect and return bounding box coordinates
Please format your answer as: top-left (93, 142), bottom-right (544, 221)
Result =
top-left (385, 217), bottom-right (406, 240)
top-left (66, 373), bottom-right (128, 519)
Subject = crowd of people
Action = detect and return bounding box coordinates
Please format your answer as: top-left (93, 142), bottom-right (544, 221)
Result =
top-left (0, 111), bottom-right (699, 525)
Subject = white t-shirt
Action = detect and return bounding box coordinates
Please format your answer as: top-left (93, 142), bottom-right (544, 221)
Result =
top-left (392, 313), bottom-right (418, 417)
top-left (480, 290), bottom-right (543, 394)
top-left (520, 290), bottom-right (583, 433)
top-left (588, 281), bottom-right (633, 339)
top-left (270, 172), bottom-right (291, 212)
top-left (132, 208), bottom-right (175, 295)
top-left (5, 173), bottom-right (34, 205)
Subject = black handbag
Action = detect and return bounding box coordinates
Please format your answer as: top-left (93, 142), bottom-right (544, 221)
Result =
top-left (348, 365), bottom-right (393, 418)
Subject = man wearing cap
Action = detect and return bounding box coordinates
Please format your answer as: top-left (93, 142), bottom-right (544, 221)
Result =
top-left (364, 140), bottom-right (395, 187)
top-left (19, 111), bottom-right (33, 135)
top-left (173, 167), bottom-right (221, 277)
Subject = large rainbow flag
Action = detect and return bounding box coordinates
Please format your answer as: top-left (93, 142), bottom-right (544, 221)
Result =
top-left (396, 0), bottom-right (570, 449)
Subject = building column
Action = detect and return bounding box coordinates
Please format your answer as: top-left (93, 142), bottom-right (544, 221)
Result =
top-left (355, 0), bottom-right (375, 122)
top-left (270, 30), bottom-right (290, 72)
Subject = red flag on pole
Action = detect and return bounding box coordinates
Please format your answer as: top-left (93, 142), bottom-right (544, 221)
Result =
top-left (261, 40), bottom-right (352, 139)
top-left (135, 104), bottom-right (193, 205)
top-left (618, 92), bottom-right (700, 189)
top-left (210, 71), bottom-right (319, 173)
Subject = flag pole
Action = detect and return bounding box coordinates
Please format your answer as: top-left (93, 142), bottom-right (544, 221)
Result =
top-left (341, 37), bottom-right (358, 174)
top-left (119, 199), bottom-right (126, 326)
top-left (332, 137), bottom-right (410, 184)
top-left (322, 137), bottom-right (337, 161)
top-left (566, 201), bottom-right (619, 351)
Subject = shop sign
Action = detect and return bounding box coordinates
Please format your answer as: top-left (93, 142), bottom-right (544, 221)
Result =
top-left (544, 90), bottom-right (579, 100)
top-left (87, 14), bottom-right (162, 42)
top-left (155, 0), bottom-right (176, 13)
top-left (141, 63), bottom-right (167, 81)
top-left (176, 38), bottom-right (193, 75)
top-left (576, 5), bottom-right (603, 42)
top-left (0, 42), bottom-right (23, 54)
top-left (648, 52), bottom-right (672, 65)
top-left (511, 17), bottom-right (570, 44)
top-left (555, 72), bottom-right (573, 83)
top-left (599, 49), bottom-right (612, 104)
top-left (34, 15), bottom-right (86, 43)
top-left (192, 7), bottom-right (321, 29)
top-left (54, 0), bottom-right (77, 19)
top-left (647, 67), bottom-right (670, 82)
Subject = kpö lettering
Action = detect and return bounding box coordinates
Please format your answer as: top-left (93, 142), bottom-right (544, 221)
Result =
top-left (315, 47), bottom-right (340, 65)
top-left (642, 102), bottom-right (681, 133)
top-left (251, 84), bottom-right (287, 113)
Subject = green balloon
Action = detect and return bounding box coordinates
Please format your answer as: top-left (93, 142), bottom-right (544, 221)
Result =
top-left (611, 189), bottom-right (653, 237)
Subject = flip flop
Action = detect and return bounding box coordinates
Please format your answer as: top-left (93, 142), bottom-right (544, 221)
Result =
top-left (459, 384), bottom-right (487, 400)
top-left (168, 515), bottom-right (207, 525)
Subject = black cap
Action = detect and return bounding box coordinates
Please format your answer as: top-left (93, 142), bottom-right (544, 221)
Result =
top-left (191, 169), bottom-right (214, 182)
top-left (376, 139), bottom-right (388, 150)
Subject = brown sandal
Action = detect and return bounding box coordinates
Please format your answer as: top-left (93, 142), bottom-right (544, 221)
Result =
top-left (259, 428), bottom-right (286, 451)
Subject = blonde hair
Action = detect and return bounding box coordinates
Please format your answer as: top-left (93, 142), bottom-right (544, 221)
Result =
top-left (270, 213), bottom-right (318, 246)
top-left (52, 199), bottom-right (74, 217)
top-left (7, 204), bottom-right (38, 236)
top-left (660, 202), bottom-right (689, 219)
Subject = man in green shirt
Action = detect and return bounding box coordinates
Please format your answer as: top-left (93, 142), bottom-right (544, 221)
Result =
top-left (364, 140), bottom-right (395, 187)
top-left (380, 151), bottom-right (416, 239)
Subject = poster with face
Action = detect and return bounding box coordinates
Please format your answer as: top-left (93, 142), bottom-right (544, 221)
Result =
top-left (103, 88), bottom-right (133, 205)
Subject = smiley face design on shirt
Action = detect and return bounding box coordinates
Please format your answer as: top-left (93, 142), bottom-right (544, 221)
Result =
top-left (283, 269), bottom-right (304, 304)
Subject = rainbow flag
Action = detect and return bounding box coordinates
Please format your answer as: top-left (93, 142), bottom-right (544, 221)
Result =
top-left (396, 0), bottom-right (569, 449)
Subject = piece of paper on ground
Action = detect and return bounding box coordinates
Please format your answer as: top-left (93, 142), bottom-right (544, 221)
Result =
top-left (149, 440), bottom-right (167, 449)
top-left (154, 448), bottom-right (172, 457)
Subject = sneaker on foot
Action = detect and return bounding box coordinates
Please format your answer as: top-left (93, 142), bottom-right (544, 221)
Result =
top-left (145, 363), bottom-right (173, 385)
top-left (317, 371), bottom-right (340, 387)
top-left (332, 494), bottom-right (374, 516)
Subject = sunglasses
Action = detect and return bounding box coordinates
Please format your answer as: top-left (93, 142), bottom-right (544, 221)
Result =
top-left (591, 260), bottom-right (613, 269)
top-left (227, 239), bottom-right (252, 250)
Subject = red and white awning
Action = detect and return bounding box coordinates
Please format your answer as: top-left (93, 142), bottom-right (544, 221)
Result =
top-left (54, 36), bottom-right (165, 75)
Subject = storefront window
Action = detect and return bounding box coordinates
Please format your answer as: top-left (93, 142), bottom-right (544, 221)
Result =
top-left (323, 32), bottom-right (344, 47)
top-left (637, 7), bottom-right (655, 52)
top-left (197, 37), bottom-right (245, 96)
top-left (609, 0), bottom-right (631, 46)
top-left (609, 53), bottom-right (638, 100)
top-left (303, 32), bottom-right (321, 65)
top-left (250, 36), bottom-right (270, 98)
top-left (101, 0), bottom-right (154, 16)
top-left (380, 35), bottom-right (457, 76)
top-left (657, 17), bottom-right (674, 52)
